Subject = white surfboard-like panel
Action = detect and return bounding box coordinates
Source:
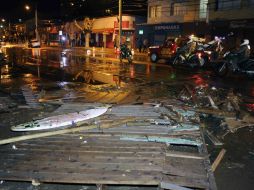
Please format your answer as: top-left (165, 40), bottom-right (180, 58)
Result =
top-left (11, 107), bottom-right (108, 132)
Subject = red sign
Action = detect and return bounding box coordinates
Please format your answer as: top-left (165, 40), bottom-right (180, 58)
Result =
top-left (50, 27), bottom-right (58, 34)
top-left (114, 21), bottom-right (130, 28)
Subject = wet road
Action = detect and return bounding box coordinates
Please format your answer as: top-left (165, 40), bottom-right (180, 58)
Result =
top-left (0, 46), bottom-right (254, 190)
top-left (2, 46), bottom-right (254, 103)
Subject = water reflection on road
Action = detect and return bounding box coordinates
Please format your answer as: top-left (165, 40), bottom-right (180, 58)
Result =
top-left (1, 47), bottom-right (254, 105)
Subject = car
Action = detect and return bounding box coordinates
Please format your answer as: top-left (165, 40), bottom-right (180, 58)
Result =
top-left (28, 39), bottom-right (41, 48)
top-left (148, 38), bottom-right (178, 63)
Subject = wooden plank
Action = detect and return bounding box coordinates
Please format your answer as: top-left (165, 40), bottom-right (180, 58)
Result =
top-left (1, 159), bottom-right (164, 172)
top-left (4, 143), bottom-right (163, 154)
top-left (0, 118), bottom-right (134, 145)
top-left (163, 157), bottom-right (207, 179)
top-left (211, 149), bottom-right (226, 172)
top-left (166, 151), bottom-right (206, 160)
top-left (160, 181), bottom-right (193, 190)
top-left (17, 141), bottom-right (164, 150)
top-left (204, 130), bottom-right (223, 146)
top-left (0, 153), bottom-right (164, 166)
top-left (199, 127), bottom-right (217, 190)
top-left (20, 137), bottom-right (164, 147)
top-left (0, 170), bottom-right (161, 185)
top-left (162, 175), bottom-right (209, 189)
top-left (18, 140), bottom-right (164, 149)
top-left (0, 148), bottom-right (165, 159)
top-left (79, 130), bottom-right (201, 138)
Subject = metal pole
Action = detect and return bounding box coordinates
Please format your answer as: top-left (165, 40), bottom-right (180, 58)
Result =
top-left (119, 0), bottom-right (122, 48)
top-left (35, 4), bottom-right (40, 41)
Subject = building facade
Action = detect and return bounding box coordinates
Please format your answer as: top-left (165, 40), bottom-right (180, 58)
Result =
top-left (208, 0), bottom-right (254, 21)
top-left (91, 15), bottom-right (138, 48)
top-left (137, 0), bottom-right (209, 46)
top-left (148, 0), bottom-right (208, 24)
top-left (208, 0), bottom-right (254, 47)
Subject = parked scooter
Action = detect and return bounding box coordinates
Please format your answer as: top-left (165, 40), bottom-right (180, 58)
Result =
top-left (120, 44), bottom-right (133, 63)
top-left (216, 39), bottom-right (254, 77)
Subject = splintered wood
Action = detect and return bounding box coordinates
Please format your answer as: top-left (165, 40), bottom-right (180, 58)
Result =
top-left (0, 104), bottom-right (217, 190)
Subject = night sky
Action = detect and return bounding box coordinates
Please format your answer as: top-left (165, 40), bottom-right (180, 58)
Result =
top-left (0, 0), bottom-right (147, 22)
top-left (0, 0), bottom-right (60, 21)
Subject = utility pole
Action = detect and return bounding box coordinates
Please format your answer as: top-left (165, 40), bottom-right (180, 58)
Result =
top-left (35, 4), bottom-right (40, 41)
top-left (118, 0), bottom-right (122, 48)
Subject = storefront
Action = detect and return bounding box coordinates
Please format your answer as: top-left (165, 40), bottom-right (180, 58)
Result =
top-left (91, 15), bottom-right (141, 48)
top-left (135, 23), bottom-right (182, 46)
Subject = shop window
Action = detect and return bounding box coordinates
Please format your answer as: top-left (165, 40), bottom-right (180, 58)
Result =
top-left (199, 0), bottom-right (208, 19)
top-left (173, 3), bottom-right (187, 15)
top-left (149, 6), bottom-right (162, 18)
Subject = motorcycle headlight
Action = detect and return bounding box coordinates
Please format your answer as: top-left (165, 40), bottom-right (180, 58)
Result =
top-left (204, 51), bottom-right (212, 55)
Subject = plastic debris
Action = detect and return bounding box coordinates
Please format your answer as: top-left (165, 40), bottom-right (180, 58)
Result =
top-left (12, 145), bottom-right (17, 150)
top-left (32, 179), bottom-right (40, 186)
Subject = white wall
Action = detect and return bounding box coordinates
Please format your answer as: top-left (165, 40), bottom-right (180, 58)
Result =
top-left (92, 16), bottom-right (136, 31)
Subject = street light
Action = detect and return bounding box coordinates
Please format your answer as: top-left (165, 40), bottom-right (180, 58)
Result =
top-left (25, 5), bottom-right (30, 11)
top-left (1, 19), bottom-right (5, 22)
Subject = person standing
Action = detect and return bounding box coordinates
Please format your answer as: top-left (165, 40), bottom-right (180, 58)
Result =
top-left (143, 38), bottom-right (148, 53)
top-left (138, 37), bottom-right (143, 53)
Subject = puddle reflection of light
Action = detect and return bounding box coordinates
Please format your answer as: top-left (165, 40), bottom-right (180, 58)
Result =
top-left (24, 73), bottom-right (33, 77)
top-left (146, 64), bottom-right (151, 75)
top-left (87, 50), bottom-right (91, 56)
top-left (130, 64), bottom-right (135, 78)
top-left (191, 74), bottom-right (208, 87)
top-left (0, 74), bottom-right (11, 79)
top-left (245, 104), bottom-right (254, 112)
top-left (32, 48), bottom-right (41, 57)
top-left (60, 57), bottom-right (67, 68)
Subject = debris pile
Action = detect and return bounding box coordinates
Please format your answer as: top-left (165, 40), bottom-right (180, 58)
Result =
top-left (167, 82), bottom-right (254, 138)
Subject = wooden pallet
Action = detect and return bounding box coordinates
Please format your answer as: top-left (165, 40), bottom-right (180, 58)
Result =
top-left (0, 105), bottom-right (217, 190)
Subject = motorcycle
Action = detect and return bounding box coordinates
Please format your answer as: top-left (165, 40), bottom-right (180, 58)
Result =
top-left (0, 49), bottom-right (6, 65)
top-left (216, 39), bottom-right (254, 77)
top-left (120, 44), bottom-right (133, 64)
top-left (195, 36), bottom-right (224, 67)
top-left (172, 39), bottom-right (204, 67)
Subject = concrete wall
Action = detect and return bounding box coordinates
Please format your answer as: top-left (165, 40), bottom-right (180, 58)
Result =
top-left (208, 0), bottom-right (254, 21)
top-left (92, 16), bottom-right (135, 31)
top-left (147, 0), bottom-right (202, 24)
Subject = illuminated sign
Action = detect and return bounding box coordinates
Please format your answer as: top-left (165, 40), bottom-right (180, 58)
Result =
top-left (139, 30), bottom-right (144, 35)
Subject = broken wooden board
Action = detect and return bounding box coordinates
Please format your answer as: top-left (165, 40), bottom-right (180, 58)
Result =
top-left (204, 130), bottom-right (223, 146)
top-left (0, 104), bottom-right (216, 189)
top-left (222, 114), bottom-right (254, 133)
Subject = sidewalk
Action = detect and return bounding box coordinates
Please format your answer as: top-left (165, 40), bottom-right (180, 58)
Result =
top-left (40, 44), bottom-right (148, 56)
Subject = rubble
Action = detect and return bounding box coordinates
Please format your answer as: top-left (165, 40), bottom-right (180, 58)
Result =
top-left (165, 82), bottom-right (254, 138)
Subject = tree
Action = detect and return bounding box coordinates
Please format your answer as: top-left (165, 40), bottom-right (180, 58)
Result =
top-left (74, 17), bottom-right (94, 47)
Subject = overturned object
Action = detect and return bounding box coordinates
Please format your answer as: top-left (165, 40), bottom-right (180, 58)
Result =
top-left (11, 107), bottom-right (108, 131)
